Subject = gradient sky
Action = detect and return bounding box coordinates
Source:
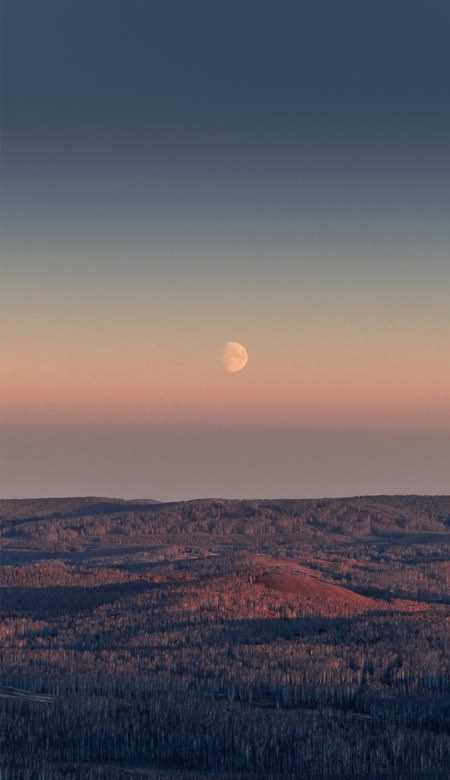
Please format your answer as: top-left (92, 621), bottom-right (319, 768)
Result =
top-left (2, 1), bottom-right (450, 499)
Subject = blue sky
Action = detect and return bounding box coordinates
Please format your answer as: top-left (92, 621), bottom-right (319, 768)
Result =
top-left (2, 0), bottom-right (450, 497)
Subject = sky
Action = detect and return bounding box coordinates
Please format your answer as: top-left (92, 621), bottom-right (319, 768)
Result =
top-left (2, 0), bottom-right (450, 499)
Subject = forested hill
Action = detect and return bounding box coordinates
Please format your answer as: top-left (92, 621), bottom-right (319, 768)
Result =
top-left (4, 494), bottom-right (450, 777)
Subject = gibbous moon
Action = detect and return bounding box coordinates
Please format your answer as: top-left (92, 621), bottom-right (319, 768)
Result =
top-left (223, 341), bottom-right (249, 373)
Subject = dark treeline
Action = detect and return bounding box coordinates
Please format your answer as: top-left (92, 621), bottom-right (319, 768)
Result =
top-left (3, 676), bottom-right (450, 779)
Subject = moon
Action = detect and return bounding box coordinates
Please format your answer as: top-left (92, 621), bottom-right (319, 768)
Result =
top-left (223, 341), bottom-right (249, 373)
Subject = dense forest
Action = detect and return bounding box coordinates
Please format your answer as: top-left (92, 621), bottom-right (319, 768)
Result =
top-left (2, 495), bottom-right (450, 778)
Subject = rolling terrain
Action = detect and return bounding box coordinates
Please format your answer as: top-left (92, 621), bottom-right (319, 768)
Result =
top-left (2, 496), bottom-right (450, 778)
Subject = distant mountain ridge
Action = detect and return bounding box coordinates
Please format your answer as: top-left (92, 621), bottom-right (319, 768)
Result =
top-left (2, 494), bottom-right (450, 551)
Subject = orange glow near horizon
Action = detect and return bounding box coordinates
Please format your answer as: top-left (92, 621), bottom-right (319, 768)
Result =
top-left (2, 332), bottom-right (450, 430)
top-left (3, 248), bottom-right (450, 432)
